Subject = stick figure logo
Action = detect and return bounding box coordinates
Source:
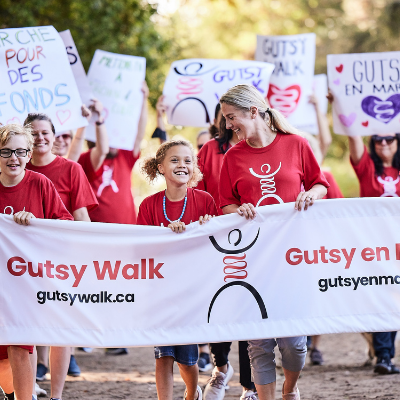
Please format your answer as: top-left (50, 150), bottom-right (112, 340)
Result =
top-left (207, 228), bottom-right (268, 323)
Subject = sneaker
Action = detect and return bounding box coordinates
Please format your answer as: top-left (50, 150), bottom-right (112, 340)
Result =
top-left (105, 348), bottom-right (129, 355)
top-left (282, 386), bottom-right (300, 400)
top-left (67, 355), bottom-right (81, 377)
top-left (240, 390), bottom-right (258, 400)
top-left (78, 347), bottom-right (93, 353)
top-left (374, 358), bottom-right (392, 374)
top-left (389, 362), bottom-right (400, 374)
top-left (198, 352), bottom-right (213, 372)
top-left (35, 382), bottom-right (47, 397)
top-left (204, 362), bottom-right (234, 400)
top-left (36, 363), bottom-right (48, 381)
top-left (310, 348), bottom-right (324, 365)
top-left (184, 385), bottom-right (203, 400)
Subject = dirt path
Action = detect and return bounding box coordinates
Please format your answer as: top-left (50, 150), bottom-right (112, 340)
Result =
top-left (36, 333), bottom-right (400, 400)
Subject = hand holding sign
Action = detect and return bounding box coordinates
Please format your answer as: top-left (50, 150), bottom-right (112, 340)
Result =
top-left (327, 51), bottom-right (400, 136)
top-left (163, 59), bottom-right (274, 127)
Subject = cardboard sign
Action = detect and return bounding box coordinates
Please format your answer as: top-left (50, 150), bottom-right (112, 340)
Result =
top-left (328, 51), bottom-right (400, 136)
top-left (59, 29), bottom-right (92, 106)
top-left (86, 50), bottom-right (146, 150)
top-left (163, 59), bottom-right (275, 127)
top-left (255, 33), bottom-right (316, 132)
top-left (0, 26), bottom-right (87, 132)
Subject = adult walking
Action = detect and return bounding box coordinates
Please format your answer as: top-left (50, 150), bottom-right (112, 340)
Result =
top-left (218, 84), bottom-right (329, 400)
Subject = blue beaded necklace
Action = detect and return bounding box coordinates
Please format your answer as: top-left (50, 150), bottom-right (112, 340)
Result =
top-left (163, 190), bottom-right (187, 223)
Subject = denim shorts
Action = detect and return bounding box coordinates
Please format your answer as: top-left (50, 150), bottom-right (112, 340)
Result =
top-left (154, 344), bottom-right (198, 366)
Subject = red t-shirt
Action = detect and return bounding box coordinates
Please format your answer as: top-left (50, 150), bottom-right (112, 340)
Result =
top-left (323, 170), bottom-right (343, 199)
top-left (351, 145), bottom-right (400, 197)
top-left (219, 133), bottom-right (329, 208)
top-left (137, 188), bottom-right (218, 227)
top-left (0, 170), bottom-right (73, 220)
top-left (26, 156), bottom-right (98, 214)
top-left (197, 139), bottom-right (232, 215)
top-left (78, 149), bottom-right (139, 224)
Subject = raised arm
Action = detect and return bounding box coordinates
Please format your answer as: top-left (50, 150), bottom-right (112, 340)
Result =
top-left (67, 104), bottom-right (91, 162)
top-left (88, 99), bottom-right (109, 171)
top-left (151, 95), bottom-right (168, 144)
top-left (309, 93), bottom-right (331, 158)
top-left (133, 81), bottom-right (149, 158)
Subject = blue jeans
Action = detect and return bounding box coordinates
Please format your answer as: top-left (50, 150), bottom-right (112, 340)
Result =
top-left (373, 332), bottom-right (397, 360)
top-left (154, 345), bottom-right (198, 366)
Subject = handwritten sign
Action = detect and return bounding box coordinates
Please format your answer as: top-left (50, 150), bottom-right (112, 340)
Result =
top-left (85, 50), bottom-right (146, 150)
top-left (0, 26), bottom-right (87, 132)
top-left (306, 74), bottom-right (329, 135)
top-left (328, 52), bottom-right (400, 136)
top-left (59, 30), bottom-right (92, 106)
top-left (255, 33), bottom-right (316, 132)
top-left (163, 59), bottom-right (275, 127)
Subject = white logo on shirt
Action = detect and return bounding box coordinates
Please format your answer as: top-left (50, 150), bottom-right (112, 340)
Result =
top-left (97, 166), bottom-right (119, 197)
top-left (2, 206), bottom-right (25, 215)
top-left (377, 176), bottom-right (400, 197)
top-left (249, 163), bottom-right (284, 206)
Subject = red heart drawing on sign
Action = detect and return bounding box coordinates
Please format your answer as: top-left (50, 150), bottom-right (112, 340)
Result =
top-left (56, 110), bottom-right (71, 125)
top-left (336, 64), bottom-right (343, 73)
top-left (267, 84), bottom-right (301, 117)
top-left (362, 121), bottom-right (369, 127)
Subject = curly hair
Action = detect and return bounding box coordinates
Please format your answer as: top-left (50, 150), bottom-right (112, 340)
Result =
top-left (0, 123), bottom-right (34, 150)
top-left (141, 140), bottom-right (202, 187)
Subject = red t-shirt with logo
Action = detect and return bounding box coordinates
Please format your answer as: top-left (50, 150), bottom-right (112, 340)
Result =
top-left (351, 145), bottom-right (400, 197)
top-left (323, 170), bottom-right (343, 199)
top-left (26, 156), bottom-right (98, 214)
top-left (78, 149), bottom-right (139, 224)
top-left (219, 133), bottom-right (329, 208)
top-left (0, 170), bottom-right (73, 220)
top-left (137, 188), bottom-right (218, 227)
top-left (197, 139), bottom-right (232, 215)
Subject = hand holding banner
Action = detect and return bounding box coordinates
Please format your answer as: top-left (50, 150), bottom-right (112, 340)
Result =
top-left (0, 26), bottom-right (87, 132)
top-left (162, 59), bottom-right (275, 127)
top-left (59, 29), bottom-right (92, 106)
top-left (255, 33), bottom-right (316, 132)
top-left (86, 50), bottom-right (146, 150)
top-left (327, 51), bottom-right (400, 136)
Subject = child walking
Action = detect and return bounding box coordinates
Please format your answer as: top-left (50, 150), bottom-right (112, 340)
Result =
top-left (138, 139), bottom-right (218, 400)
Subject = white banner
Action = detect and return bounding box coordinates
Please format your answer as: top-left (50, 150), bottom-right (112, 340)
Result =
top-left (255, 33), bottom-right (316, 132)
top-left (328, 51), bottom-right (400, 136)
top-left (86, 50), bottom-right (146, 150)
top-left (59, 29), bottom-right (92, 106)
top-left (163, 59), bottom-right (275, 127)
top-left (1, 198), bottom-right (400, 347)
top-left (0, 26), bottom-right (87, 132)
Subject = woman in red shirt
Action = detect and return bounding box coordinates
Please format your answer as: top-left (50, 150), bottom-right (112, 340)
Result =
top-left (23, 113), bottom-right (97, 400)
top-left (138, 140), bottom-right (217, 400)
top-left (219, 84), bottom-right (329, 400)
top-left (0, 123), bottom-right (72, 400)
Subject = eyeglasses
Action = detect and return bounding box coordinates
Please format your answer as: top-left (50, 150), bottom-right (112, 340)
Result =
top-left (0, 148), bottom-right (30, 158)
top-left (372, 135), bottom-right (396, 145)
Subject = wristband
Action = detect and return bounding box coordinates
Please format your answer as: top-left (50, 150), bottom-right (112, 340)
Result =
top-left (95, 120), bottom-right (104, 126)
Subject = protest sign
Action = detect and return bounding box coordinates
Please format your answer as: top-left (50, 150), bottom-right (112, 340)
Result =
top-left (85, 50), bottom-right (146, 150)
top-left (1, 198), bottom-right (400, 347)
top-left (255, 33), bottom-right (316, 132)
top-left (328, 51), bottom-right (400, 136)
top-left (306, 74), bottom-right (329, 134)
top-left (59, 29), bottom-right (92, 106)
top-left (163, 59), bottom-right (274, 127)
top-left (0, 26), bottom-right (87, 132)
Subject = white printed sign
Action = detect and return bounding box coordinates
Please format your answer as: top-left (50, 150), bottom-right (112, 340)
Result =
top-left (1, 198), bottom-right (400, 347)
top-left (59, 30), bottom-right (92, 106)
top-left (0, 26), bottom-right (87, 132)
top-left (255, 33), bottom-right (316, 132)
top-left (328, 52), bottom-right (400, 136)
top-left (86, 50), bottom-right (146, 150)
top-left (163, 59), bottom-right (275, 127)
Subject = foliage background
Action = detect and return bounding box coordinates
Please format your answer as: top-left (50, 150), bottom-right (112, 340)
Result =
top-left (2, 0), bottom-right (400, 203)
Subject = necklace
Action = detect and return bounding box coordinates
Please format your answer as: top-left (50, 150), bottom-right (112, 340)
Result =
top-left (163, 190), bottom-right (187, 223)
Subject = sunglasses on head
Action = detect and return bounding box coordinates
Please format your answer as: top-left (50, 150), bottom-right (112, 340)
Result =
top-left (372, 135), bottom-right (396, 145)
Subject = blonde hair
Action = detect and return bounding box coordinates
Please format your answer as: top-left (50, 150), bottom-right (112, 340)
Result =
top-left (141, 140), bottom-right (202, 187)
top-left (0, 123), bottom-right (34, 149)
top-left (219, 84), bottom-right (301, 135)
